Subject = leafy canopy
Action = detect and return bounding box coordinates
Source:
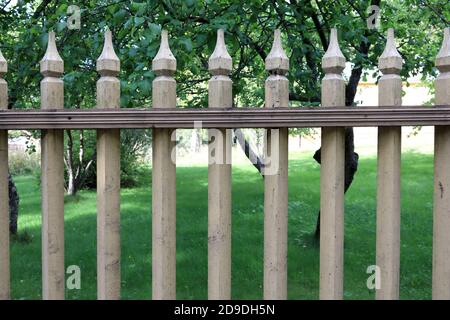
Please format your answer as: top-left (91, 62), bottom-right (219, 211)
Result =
top-left (0, 0), bottom-right (448, 112)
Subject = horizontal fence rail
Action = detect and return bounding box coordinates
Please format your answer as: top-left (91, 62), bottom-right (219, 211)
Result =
top-left (1, 105), bottom-right (450, 129)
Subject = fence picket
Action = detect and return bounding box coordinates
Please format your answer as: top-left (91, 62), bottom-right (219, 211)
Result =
top-left (96, 30), bottom-right (121, 300)
top-left (152, 30), bottom-right (177, 300)
top-left (208, 29), bottom-right (232, 300)
top-left (376, 28), bottom-right (403, 300)
top-left (263, 29), bottom-right (289, 300)
top-left (40, 31), bottom-right (65, 300)
top-left (0, 48), bottom-right (9, 300)
top-left (433, 27), bottom-right (450, 300)
top-left (319, 28), bottom-right (346, 300)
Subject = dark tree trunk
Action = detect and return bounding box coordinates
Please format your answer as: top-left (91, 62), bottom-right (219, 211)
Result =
top-left (5, 95), bottom-right (19, 234)
top-left (8, 174), bottom-right (19, 235)
top-left (313, 128), bottom-right (359, 239)
top-left (310, 0), bottom-right (380, 240)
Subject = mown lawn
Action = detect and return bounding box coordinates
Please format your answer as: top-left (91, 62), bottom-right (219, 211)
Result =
top-left (10, 151), bottom-right (434, 299)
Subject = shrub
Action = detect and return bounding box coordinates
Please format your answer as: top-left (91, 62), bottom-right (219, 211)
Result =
top-left (9, 151), bottom-right (40, 176)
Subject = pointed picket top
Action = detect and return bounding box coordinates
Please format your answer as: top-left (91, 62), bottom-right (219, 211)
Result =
top-left (378, 28), bottom-right (403, 74)
top-left (97, 29), bottom-right (120, 76)
top-left (322, 28), bottom-right (345, 74)
top-left (436, 27), bottom-right (450, 73)
top-left (0, 48), bottom-right (6, 77)
top-left (209, 29), bottom-right (232, 75)
top-left (152, 30), bottom-right (176, 75)
top-left (40, 31), bottom-right (63, 76)
top-left (265, 29), bottom-right (289, 74)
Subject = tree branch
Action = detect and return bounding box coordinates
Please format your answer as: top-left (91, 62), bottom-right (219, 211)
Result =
top-left (345, 0), bottom-right (381, 106)
top-left (307, 0), bottom-right (328, 50)
top-left (233, 128), bottom-right (264, 176)
top-left (32, 0), bottom-right (52, 19)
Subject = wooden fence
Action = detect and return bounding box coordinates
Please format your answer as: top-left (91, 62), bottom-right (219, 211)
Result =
top-left (0, 26), bottom-right (449, 300)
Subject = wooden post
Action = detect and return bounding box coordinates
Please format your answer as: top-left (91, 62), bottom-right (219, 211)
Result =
top-left (433, 27), bottom-right (450, 300)
top-left (96, 30), bottom-right (121, 300)
top-left (319, 28), bottom-right (346, 300)
top-left (263, 29), bottom-right (289, 300)
top-left (0, 48), bottom-right (9, 300)
top-left (40, 31), bottom-right (65, 300)
top-left (208, 29), bottom-right (232, 300)
top-left (376, 28), bottom-right (403, 300)
top-left (152, 30), bottom-right (177, 300)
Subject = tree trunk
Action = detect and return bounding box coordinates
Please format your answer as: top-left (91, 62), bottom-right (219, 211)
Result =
top-left (67, 171), bottom-right (76, 195)
top-left (6, 95), bottom-right (20, 234)
top-left (8, 174), bottom-right (19, 235)
top-left (233, 128), bottom-right (264, 176)
top-left (64, 130), bottom-right (96, 196)
top-left (309, 0), bottom-right (379, 239)
top-left (65, 129), bottom-right (77, 195)
top-left (313, 128), bottom-right (359, 239)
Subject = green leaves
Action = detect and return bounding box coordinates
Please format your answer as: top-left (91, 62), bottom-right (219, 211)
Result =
top-left (113, 9), bottom-right (127, 24)
top-left (138, 80), bottom-right (151, 95)
top-left (130, 1), bottom-right (148, 16)
top-left (55, 22), bottom-right (67, 33)
top-left (179, 38), bottom-right (193, 52)
top-left (134, 16), bottom-right (146, 27)
top-left (148, 23), bottom-right (161, 35)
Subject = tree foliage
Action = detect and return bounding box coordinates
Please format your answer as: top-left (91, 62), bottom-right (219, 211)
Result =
top-left (1, 0), bottom-right (448, 108)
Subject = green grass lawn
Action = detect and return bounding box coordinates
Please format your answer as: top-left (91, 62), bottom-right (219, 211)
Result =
top-left (10, 151), bottom-right (434, 299)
